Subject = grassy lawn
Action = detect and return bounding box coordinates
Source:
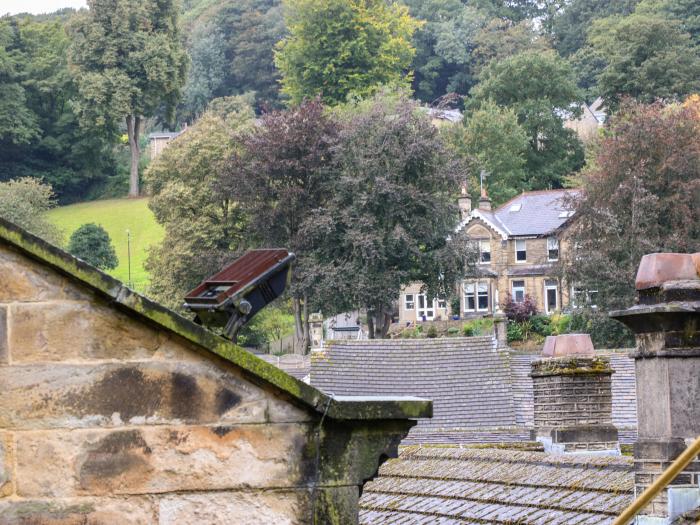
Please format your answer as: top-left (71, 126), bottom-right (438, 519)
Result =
top-left (46, 198), bottom-right (164, 289)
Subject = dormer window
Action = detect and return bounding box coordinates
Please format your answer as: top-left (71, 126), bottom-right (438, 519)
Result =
top-left (479, 240), bottom-right (491, 263)
top-left (515, 239), bottom-right (527, 262)
top-left (547, 237), bottom-right (559, 261)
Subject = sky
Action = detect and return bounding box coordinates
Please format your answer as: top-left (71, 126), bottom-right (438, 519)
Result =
top-left (1, 0), bottom-right (87, 16)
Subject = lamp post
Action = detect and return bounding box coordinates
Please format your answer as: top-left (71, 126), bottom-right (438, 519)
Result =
top-left (126, 229), bottom-right (132, 288)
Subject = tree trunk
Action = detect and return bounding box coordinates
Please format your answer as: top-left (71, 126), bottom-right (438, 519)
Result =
top-left (367, 312), bottom-right (375, 339)
top-left (293, 296), bottom-right (310, 353)
top-left (126, 115), bottom-right (141, 197)
top-left (302, 292), bottom-right (310, 352)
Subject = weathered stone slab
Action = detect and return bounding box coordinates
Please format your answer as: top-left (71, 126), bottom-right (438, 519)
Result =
top-left (0, 497), bottom-right (157, 524)
top-left (158, 490), bottom-right (309, 525)
top-left (0, 246), bottom-right (87, 303)
top-left (16, 424), bottom-right (314, 497)
top-left (0, 305), bottom-right (6, 364)
top-left (9, 301), bottom-right (160, 362)
top-left (0, 362), bottom-right (276, 429)
top-left (0, 432), bottom-right (12, 497)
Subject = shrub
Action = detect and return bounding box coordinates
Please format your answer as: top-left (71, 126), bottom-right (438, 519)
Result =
top-left (462, 318), bottom-right (494, 336)
top-left (447, 326), bottom-right (460, 336)
top-left (507, 322), bottom-right (524, 342)
top-left (530, 315), bottom-right (552, 337)
top-left (67, 223), bottom-right (119, 270)
top-left (550, 313), bottom-right (571, 335)
top-left (427, 325), bottom-right (438, 338)
top-left (502, 295), bottom-right (538, 322)
top-left (450, 296), bottom-right (461, 315)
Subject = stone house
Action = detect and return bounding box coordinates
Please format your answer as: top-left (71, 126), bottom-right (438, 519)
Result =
top-left (564, 96), bottom-right (606, 143)
top-left (148, 129), bottom-right (185, 159)
top-left (398, 188), bottom-right (581, 324)
top-left (0, 218), bottom-right (431, 524)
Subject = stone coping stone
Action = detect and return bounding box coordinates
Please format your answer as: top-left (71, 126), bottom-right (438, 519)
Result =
top-left (0, 218), bottom-right (431, 423)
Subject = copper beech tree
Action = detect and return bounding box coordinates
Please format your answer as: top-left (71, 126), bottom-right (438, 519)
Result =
top-left (563, 99), bottom-right (700, 346)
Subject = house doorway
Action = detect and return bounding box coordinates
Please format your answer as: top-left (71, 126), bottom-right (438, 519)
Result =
top-left (544, 280), bottom-right (558, 314)
top-left (417, 294), bottom-right (435, 321)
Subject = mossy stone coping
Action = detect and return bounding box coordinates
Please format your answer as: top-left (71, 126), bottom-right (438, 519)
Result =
top-left (530, 355), bottom-right (613, 377)
top-left (0, 218), bottom-right (432, 422)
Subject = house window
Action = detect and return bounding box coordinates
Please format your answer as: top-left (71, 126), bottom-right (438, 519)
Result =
top-left (464, 281), bottom-right (490, 312)
top-left (404, 294), bottom-right (415, 310)
top-left (547, 237), bottom-right (559, 261)
top-left (477, 282), bottom-right (489, 311)
top-left (512, 280), bottom-right (525, 303)
top-left (437, 298), bottom-right (447, 309)
top-left (515, 239), bottom-right (527, 262)
top-left (572, 287), bottom-right (598, 309)
top-left (479, 240), bottom-right (491, 264)
top-left (544, 279), bottom-right (558, 314)
top-left (464, 283), bottom-right (475, 312)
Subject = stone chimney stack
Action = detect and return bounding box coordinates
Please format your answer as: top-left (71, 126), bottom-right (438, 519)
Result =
top-left (530, 334), bottom-right (618, 453)
top-left (610, 253), bottom-right (700, 522)
top-left (458, 184), bottom-right (472, 220)
top-left (478, 188), bottom-right (492, 212)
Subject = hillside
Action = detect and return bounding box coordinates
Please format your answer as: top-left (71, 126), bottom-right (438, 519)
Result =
top-left (46, 198), bottom-right (164, 290)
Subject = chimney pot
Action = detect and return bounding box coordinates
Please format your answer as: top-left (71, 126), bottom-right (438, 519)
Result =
top-left (542, 334), bottom-right (595, 357)
top-left (635, 252), bottom-right (699, 290)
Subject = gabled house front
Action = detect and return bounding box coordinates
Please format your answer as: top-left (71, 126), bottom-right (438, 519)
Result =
top-left (398, 189), bottom-right (580, 324)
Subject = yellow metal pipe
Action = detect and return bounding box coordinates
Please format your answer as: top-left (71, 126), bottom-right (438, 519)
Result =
top-left (613, 436), bottom-right (700, 525)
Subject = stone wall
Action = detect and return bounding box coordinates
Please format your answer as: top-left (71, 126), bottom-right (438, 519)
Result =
top-left (0, 237), bottom-right (424, 525)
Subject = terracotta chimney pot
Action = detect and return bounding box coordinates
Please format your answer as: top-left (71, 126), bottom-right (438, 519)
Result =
top-left (635, 252), bottom-right (700, 290)
top-left (542, 334), bottom-right (595, 357)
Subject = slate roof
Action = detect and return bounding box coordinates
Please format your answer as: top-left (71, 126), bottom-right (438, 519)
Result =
top-left (457, 189), bottom-right (580, 238)
top-left (310, 338), bottom-right (638, 444)
top-left (360, 445), bottom-right (634, 525)
top-left (312, 337), bottom-right (518, 436)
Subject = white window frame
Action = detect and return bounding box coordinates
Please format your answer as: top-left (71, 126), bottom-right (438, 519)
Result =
top-left (437, 298), bottom-right (447, 309)
top-left (571, 286), bottom-right (598, 309)
top-left (417, 294), bottom-right (435, 321)
top-left (478, 239), bottom-right (491, 264)
top-left (512, 280), bottom-right (525, 303)
top-left (515, 239), bottom-right (527, 263)
top-left (544, 280), bottom-right (558, 314)
top-left (547, 237), bottom-right (559, 261)
top-left (404, 293), bottom-right (415, 310)
top-left (464, 281), bottom-right (490, 312)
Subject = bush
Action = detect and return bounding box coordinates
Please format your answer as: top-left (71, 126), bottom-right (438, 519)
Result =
top-left (569, 310), bottom-right (634, 348)
top-left (447, 326), bottom-right (460, 336)
top-left (502, 295), bottom-right (538, 322)
top-left (530, 315), bottom-right (552, 337)
top-left (507, 322), bottom-right (523, 342)
top-left (462, 318), bottom-right (494, 336)
top-left (427, 325), bottom-right (438, 338)
top-left (550, 313), bottom-right (571, 335)
top-left (67, 223), bottom-right (119, 270)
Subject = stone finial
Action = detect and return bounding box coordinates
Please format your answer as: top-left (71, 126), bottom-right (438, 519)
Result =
top-left (635, 252), bottom-right (700, 290)
top-left (542, 334), bottom-right (595, 357)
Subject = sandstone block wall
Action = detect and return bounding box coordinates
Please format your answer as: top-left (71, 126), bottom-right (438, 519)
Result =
top-left (0, 243), bottom-right (346, 524)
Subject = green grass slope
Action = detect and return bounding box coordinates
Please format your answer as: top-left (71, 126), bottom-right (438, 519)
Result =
top-left (46, 198), bottom-right (164, 290)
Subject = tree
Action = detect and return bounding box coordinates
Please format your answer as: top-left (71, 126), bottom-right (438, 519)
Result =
top-left (67, 223), bottom-right (118, 270)
top-left (563, 100), bottom-right (700, 347)
top-left (144, 95), bottom-right (255, 310)
top-left (0, 20), bottom-right (39, 146)
top-left (220, 98), bottom-right (339, 351)
top-left (588, 12), bottom-right (700, 111)
top-left (303, 93), bottom-right (466, 338)
top-left (69, 0), bottom-right (187, 197)
top-left (471, 18), bottom-right (549, 77)
top-left (447, 101), bottom-right (528, 205)
top-left (470, 50), bottom-right (585, 189)
top-left (274, 0), bottom-right (421, 105)
top-left (0, 178), bottom-right (61, 244)
top-left (0, 15), bottom-right (116, 202)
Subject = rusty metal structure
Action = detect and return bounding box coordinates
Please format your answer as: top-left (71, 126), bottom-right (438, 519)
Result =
top-left (184, 249), bottom-right (295, 341)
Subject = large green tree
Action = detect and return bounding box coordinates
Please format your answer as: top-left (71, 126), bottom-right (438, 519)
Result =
top-left (588, 12), bottom-right (700, 110)
top-left (448, 101), bottom-right (528, 205)
top-left (303, 93), bottom-right (466, 337)
top-left (69, 0), bottom-right (187, 197)
top-left (144, 95), bottom-right (255, 309)
top-left (0, 16), bottom-right (116, 202)
top-left (564, 100), bottom-right (700, 347)
top-left (470, 50), bottom-right (585, 189)
top-left (274, 0), bottom-right (420, 105)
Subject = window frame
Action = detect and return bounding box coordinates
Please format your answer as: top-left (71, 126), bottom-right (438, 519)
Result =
top-left (547, 237), bottom-right (559, 262)
top-left (478, 239), bottom-right (491, 264)
top-left (463, 282), bottom-right (476, 312)
top-left (512, 280), bottom-right (526, 303)
top-left (477, 282), bottom-right (489, 312)
top-left (544, 279), bottom-right (558, 314)
top-left (404, 293), bottom-right (415, 310)
top-left (515, 239), bottom-right (527, 263)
